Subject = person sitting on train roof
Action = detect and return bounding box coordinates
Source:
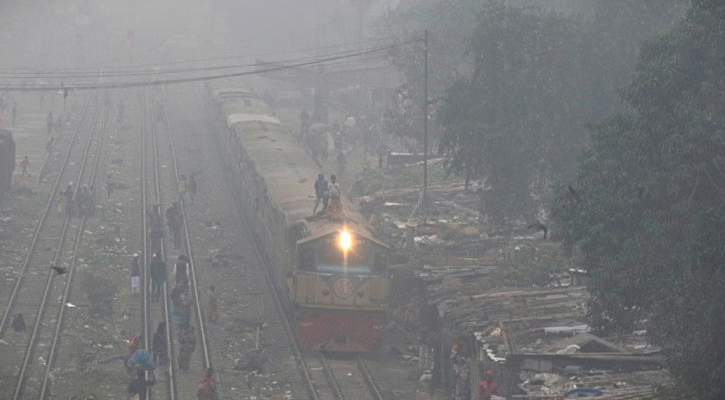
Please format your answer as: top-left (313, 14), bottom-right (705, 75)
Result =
top-left (312, 173), bottom-right (329, 216)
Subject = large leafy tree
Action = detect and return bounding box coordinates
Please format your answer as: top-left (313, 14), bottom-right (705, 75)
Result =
top-left (438, 2), bottom-right (596, 224)
top-left (553, 2), bottom-right (725, 398)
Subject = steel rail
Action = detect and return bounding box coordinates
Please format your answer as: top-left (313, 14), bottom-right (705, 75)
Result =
top-left (356, 356), bottom-right (385, 400)
top-left (35, 97), bottom-right (81, 186)
top-left (12, 97), bottom-right (104, 400)
top-left (199, 84), bottom-right (320, 400)
top-left (142, 88), bottom-right (179, 400)
top-left (159, 85), bottom-right (214, 372)
top-left (0, 97), bottom-right (90, 337)
top-left (38, 102), bottom-right (111, 399)
top-left (320, 353), bottom-right (345, 400)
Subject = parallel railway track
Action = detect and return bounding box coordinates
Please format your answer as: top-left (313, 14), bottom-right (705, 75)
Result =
top-left (0, 97), bottom-right (87, 338)
top-left (159, 86), bottom-right (215, 397)
top-left (140, 88), bottom-right (177, 400)
top-left (38, 100), bottom-right (110, 400)
top-left (0, 95), bottom-right (110, 399)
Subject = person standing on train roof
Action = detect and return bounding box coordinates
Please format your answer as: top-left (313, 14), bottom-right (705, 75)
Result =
top-left (328, 174), bottom-right (342, 214)
top-left (149, 253), bottom-right (166, 303)
top-left (312, 173), bottom-right (329, 215)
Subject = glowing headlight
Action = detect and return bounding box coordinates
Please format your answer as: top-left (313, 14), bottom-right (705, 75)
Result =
top-left (340, 230), bottom-right (352, 251)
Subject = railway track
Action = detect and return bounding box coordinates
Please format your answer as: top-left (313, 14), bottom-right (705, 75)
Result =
top-left (0, 97), bottom-right (89, 338)
top-left (140, 87), bottom-right (177, 400)
top-left (158, 86), bottom-right (215, 395)
top-left (198, 84), bottom-right (386, 400)
top-left (38, 99), bottom-right (111, 400)
top-left (307, 353), bottom-right (386, 400)
top-left (0, 95), bottom-right (110, 400)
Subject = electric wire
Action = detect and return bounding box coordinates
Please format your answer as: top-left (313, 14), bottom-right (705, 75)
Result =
top-left (0, 35), bottom-right (402, 74)
top-left (0, 42), bottom-right (410, 91)
top-left (0, 38), bottom-right (411, 80)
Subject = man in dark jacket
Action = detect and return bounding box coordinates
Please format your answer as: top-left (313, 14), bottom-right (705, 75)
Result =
top-left (128, 369), bottom-right (155, 400)
top-left (173, 255), bottom-right (189, 289)
top-left (312, 173), bottom-right (328, 215)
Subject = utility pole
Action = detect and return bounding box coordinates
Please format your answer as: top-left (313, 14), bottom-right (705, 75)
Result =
top-left (422, 29), bottom-right (429, 225)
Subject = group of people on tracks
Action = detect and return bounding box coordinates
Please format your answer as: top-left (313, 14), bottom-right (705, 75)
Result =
top-left (124, 250), bottom-right (219, 400)
top-left (122, 172), bottom-right (214, 399)
top-left (57, 182), bottom-right (97, 218)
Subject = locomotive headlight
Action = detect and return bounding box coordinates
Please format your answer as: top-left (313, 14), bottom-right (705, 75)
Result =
top-left (340, 230), bottom-right (352, 251)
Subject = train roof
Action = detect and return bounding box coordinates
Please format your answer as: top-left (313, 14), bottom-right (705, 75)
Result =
top-left (226, 113), bottom-right (385, 248)
top-left (212, 88), bottom-right (258, 100)
top-left (227, 113), bottom-right (281, 127)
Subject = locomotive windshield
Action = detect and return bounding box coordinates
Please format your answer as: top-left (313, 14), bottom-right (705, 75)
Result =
top-left (297, 231), bottom-right (388, 274)
top-left (319, 237), bottom-right (369, 268)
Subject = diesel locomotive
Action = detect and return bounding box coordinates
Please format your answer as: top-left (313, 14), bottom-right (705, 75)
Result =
top-left (209, 85), bottom-right (390, 352)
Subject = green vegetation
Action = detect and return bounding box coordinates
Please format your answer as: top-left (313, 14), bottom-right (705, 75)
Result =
top-left (552, 2), bottom-right (725, 398)
top-left (381, 0), bottom-right (725, 397)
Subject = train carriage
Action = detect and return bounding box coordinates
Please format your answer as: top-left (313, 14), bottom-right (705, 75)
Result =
top-left (0, 129), bottom-right (15, 196)
top-left (210, 86), bottom-right (390, 352)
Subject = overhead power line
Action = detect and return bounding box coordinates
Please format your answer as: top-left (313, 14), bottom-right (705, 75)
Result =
top-left (0, 42), bottom-right (404, 80)
top-left (0, 36), bottom-right (404, 76)
top-left (0, 41), bottom-right (412, 92)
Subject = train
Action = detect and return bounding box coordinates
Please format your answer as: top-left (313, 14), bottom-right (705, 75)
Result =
top-left (208, 85), bottom-right (391, 352)
top-left (0, 129), bottom-right (15, 196)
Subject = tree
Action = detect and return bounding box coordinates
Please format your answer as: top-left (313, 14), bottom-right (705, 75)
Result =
top-left (438, 2), bottom-right (596, 224)
top-left (377, 0), bottom-right (482, 147)
top-left (552, 3), bottom-right (725, 398)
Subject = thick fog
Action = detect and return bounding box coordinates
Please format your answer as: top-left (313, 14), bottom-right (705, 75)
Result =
top-left (0, 0), bottom-right (403, 75)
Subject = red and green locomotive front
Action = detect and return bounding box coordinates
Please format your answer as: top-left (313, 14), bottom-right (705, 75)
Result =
top-left (289, 227), bottom-right (390, 352)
